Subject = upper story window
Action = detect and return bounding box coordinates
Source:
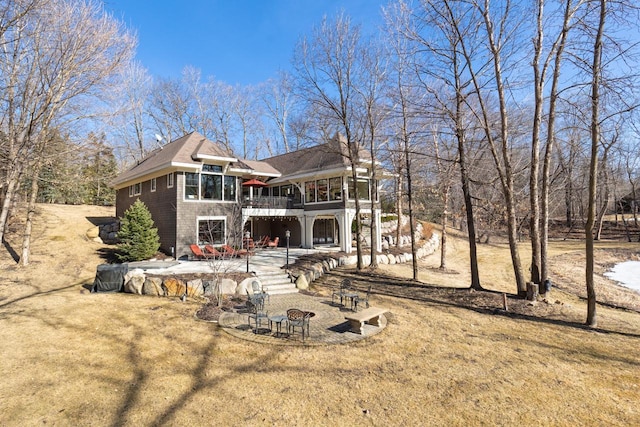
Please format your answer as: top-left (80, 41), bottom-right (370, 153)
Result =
top-left (150, 178), bottom-right (157, 192)
top-left (304, 177), bottom-right (343, 203)
top-left (347, 177), bottom-right (370, 201)
top-left (184, 165), bottom-right (236, 202)
top-left (129, 183), bottom-right (141, 197)
top-left (167, 173), bottom-right (174, 188)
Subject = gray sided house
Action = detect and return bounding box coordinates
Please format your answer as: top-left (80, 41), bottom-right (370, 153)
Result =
top-left (112, 132), bottom-right (384, 260)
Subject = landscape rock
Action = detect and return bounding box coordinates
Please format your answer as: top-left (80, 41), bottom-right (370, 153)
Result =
top-left (86, 226), bottom-right (99, 239)
top-left (295, 274), bottom-right (309, 290)
top-left (124, 269), bottom-right (146, 294)
top-left (186, 279), bottom-right (204, 297)
top-left (142, 277), bottom-right (164, 296)
top-left (163, 277), bottom-right (186, 297)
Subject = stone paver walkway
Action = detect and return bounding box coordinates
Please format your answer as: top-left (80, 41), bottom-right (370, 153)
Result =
top-left (218, 292), bottom-right (388, 346)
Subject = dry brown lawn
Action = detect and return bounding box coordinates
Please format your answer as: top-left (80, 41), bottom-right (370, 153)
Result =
top-left (1, 204), bottom-right (639, 426)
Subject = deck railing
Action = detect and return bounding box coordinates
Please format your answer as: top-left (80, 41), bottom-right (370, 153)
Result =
top-left (241, 196), bottom-right (303, 209)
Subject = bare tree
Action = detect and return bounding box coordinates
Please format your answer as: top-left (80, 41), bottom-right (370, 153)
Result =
top-left (584, 0), bottom-right (606, 327)
top-left (260, 71), bottom-right (294, 155)
top-left (540, 0), bottom-right (583, 290)
top-left (389, 0), bottom-right (484, 288)
top-left (0, 0), bottom-right (134, 264)
top-left (356, 37), bottom-right (388, 269)
top-left (383, 2), bottom-right (423, 279)
top-left (293, 12), bottom-right (368, 270)
top-left (106, 61), bottom-right (153, 162)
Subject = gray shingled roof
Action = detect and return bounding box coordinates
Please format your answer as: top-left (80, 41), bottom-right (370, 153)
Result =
top-left (262, 137), bottom-right (369, 177)
top-left (112, 132), bottom-right (237, 188)
top-left (112, 132), bottom-right (370, 189)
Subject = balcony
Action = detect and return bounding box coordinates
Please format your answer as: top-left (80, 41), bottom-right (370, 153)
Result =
top-left (242, 196), bottom-right (303, 209)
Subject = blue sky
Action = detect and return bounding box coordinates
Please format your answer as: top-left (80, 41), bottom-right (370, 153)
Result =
top-left (104, 0), bottom-right (388, 85)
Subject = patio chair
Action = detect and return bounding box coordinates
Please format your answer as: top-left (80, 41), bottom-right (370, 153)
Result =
top-left (246, 289), bottom-right (266, 311)
top-left (190, 244), bottom-right (216, 260)
top-left (354, 284), bottom-right (372, 311)
top-left (251, 280), bottom-right (269, 305)
top-left (287, 308), bottom-right (311, 341)
top-left (220, 244), bottom-right (240, 258)
top-left (246, 299), bottom-right (268, 333)
top-left (204, 245), bottom-right (223, 259)
top-left (267, 236), bottom-right (279, 248)
top-left (331, 278), bottom-right (352, 306)
top-left (255, 235), bottom-right (270, 249)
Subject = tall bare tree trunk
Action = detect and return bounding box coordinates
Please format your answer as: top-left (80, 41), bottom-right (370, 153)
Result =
top-left (585, 0), bottom-right (606, 328)
top-left (542, 0), bottom-right (575, 288)
top-left (440, 184), bottom-right (449, 270)
top-left (20, 162), bottom-right (41, 265)
top-left (530, 0), bottom-right (545, 286)
top-left (395, 174), bottom-right (403, 249)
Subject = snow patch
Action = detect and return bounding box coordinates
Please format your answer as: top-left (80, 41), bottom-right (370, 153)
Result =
top-left (604, 261), bottom-right (640, 292)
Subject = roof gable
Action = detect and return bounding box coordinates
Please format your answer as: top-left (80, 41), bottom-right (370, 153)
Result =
top-left (111, 132), bottom-right (237, 188)
top-left (262, 135), bottom-right (370, 178)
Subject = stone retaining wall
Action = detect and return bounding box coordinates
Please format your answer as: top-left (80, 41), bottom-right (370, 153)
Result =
top-left (291, 229), bottom-right (440, 290)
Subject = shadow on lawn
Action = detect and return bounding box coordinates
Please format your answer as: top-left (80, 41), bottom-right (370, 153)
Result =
top-left (314, 268), bottom-right (640, 340)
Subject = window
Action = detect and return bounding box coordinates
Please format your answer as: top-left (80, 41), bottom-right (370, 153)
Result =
top-left (224, 176), bottom-right (236, 201)
top-left (133, 183), bottom-right (141, 196)
top-left (198, 217), bottom-right (225, 245)
top-left (317, 179), bottom-right (328, 202)
top-left (203, 164), bottom-right (223, 173)
top-left (305, 181), bottom-right (316, 203)
top-left (201, 174), bottom-right (222, 200)
top-left (329, 177), bottom-right (342, 201)
top-left (150, 178), bottom-right (156, 192)
top-left (167, 173), bottom-right (174, 188)
top-left (347, 177), bottom-right (370, 200)
top-left (185, 173), bottom-right (199, 199)
top-left (128, 185), bottom-right (133, 197)
top-left (183, 165), bottom-right (237, 201)
top-left (272, 186), bottom-right (280, 197)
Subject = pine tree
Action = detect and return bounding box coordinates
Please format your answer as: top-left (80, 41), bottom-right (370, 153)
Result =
top-left (116, 199), bottom-right (160, 262)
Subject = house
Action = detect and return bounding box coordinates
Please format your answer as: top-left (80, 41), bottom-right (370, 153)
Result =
top-left (112, 132), bottom-right (384, 260)
top-left (616, 190), bottom-right (639, 214)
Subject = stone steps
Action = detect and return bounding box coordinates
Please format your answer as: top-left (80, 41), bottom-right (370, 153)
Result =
top-left (256, 271), bottom-right (298, 295)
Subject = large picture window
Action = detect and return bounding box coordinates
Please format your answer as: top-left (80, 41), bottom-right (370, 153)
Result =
top-left (305, 177), bottom-right (343, 203)
top-left (184, 166), bottom-right (237, 202)
top-left (198, 217), bottom-right (225, 245)
top-left (347, 177), bottom-right (370, 200)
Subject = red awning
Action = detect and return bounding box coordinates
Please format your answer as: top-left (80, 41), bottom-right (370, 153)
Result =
top-left (242, 178), bottom-right (268, 187)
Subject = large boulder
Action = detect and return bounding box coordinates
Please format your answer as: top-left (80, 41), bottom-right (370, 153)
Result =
top-left (186, 279), bottom-right (204, 297)
top-left (124, 269), bottom-right (145, 294)
top-left (295, 274), bottom-right (309, 290)
top-left (86, 226), bottom-right (99, 239)
top-left (164, 277), bottom-right (186, 297)
top-left (142, 277), bottom-right (164, 296)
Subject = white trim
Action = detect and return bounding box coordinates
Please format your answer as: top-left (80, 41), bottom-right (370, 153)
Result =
top-left (193, 154), bottom-right (238, 163)
top-left (196, 216), bottom-right (227, 246)
top-left (268, 166), bottom-right (346, 183)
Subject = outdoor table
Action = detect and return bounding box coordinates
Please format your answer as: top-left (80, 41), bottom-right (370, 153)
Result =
top-left (342, 291), bottom-right (359, 311)
top-left (268, 314), bottom-right (288, 337)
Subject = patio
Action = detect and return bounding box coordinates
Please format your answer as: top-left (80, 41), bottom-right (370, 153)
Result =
top-left (217, 292), bottom-right (389, 346)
